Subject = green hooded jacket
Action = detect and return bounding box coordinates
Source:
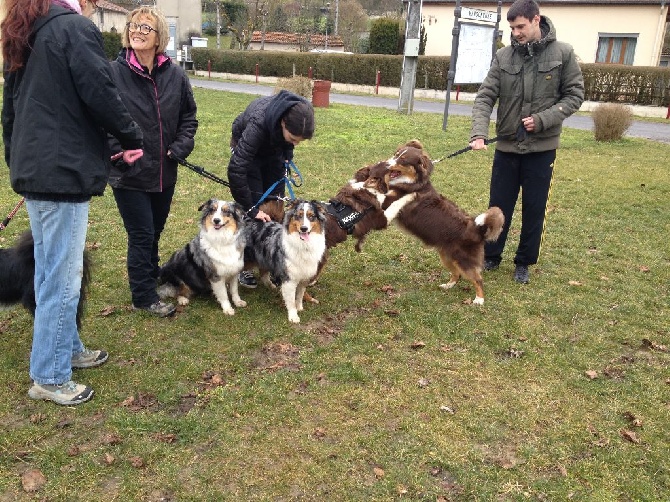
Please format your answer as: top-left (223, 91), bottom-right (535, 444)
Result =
top-left (470, 16), bottom-right (585, 153)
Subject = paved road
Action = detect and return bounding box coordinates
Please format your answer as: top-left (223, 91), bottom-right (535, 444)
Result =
top-left (191, 78), bottom-right (670, 144)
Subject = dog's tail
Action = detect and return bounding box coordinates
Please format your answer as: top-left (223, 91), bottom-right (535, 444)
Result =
top-left (474, 206), bottom-right (505, 242)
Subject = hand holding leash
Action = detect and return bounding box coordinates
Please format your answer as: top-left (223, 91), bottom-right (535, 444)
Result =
top-left (110, 149), bottom-right (144, 164)
top-left (123, 149), bottom-right (143, 164)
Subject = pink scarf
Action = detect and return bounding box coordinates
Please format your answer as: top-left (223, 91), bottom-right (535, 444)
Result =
top-left (52, 0), bottom-right (82, 14)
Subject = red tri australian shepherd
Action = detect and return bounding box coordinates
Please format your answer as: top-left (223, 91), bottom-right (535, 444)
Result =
top-left (381, 141), bottom-right (504, 305)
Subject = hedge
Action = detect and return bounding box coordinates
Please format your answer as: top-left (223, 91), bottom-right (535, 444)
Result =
top-left (191, 48), bottom-right (670, 106)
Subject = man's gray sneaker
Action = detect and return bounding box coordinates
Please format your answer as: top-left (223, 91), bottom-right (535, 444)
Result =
top-left (239, 270), bottom-right (258, 288)
top-left (133, 300), bottom-right (176, 317)
top-left (28, 380), bottom-right (93, 406)
top-left (514, 265), bottom-right (530, 284)
top-left (71, 348), bottom-right (108, 369)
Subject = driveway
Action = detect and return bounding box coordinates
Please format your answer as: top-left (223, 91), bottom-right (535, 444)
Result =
top-left (190, 78), bottom-right (670, 144)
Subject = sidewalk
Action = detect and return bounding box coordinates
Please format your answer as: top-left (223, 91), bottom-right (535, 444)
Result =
top-left (195, 71), bottom-right (669, 119)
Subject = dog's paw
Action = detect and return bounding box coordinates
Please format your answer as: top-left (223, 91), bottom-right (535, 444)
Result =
top-left (222, 305), bottom-right (235, 315)
top-left (472, 296), bottom-right (484, 306)
top-left (288, 311), bottom-right (301, 323)
top-left (234, 299), bottom-right (247, 308)
top-left (177, 296), bottom-right (190, 306)
top-left (439, 281), bottom-right (457, 290)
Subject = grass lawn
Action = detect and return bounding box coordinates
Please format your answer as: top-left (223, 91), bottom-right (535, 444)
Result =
top-left (0, 88), bottom-right (669, 500)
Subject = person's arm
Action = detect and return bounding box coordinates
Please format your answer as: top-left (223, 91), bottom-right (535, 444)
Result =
top-left (2, 71), bottom-right (16, 165)
top-left (167, 71), bottom-right (198, 159)
top-left (531, 47), bottom-right (585, 132)
top-left (67, 21), bottom-right (143, 150)
top-left (227, 120), bottom-right (265, 217)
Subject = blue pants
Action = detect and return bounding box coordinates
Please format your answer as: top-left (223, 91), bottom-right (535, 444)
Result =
top-left (26, 199), bottom-right (88, 385)
top-left (112, 186), bottom-right (175, 307)
top-left (485, 149), bottom-right (556, 267)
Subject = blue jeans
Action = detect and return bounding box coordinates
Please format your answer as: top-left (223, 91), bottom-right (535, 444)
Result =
top-left (26, 199), bottom-right (89, 385)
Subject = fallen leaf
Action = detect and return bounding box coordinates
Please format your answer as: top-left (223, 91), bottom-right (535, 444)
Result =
top-left (380, 284), bottom-right (394, 293)
top-left (620, 429), bottom-right (641, 444)
top-left (21, 469), bottom-right (46, 493)
top-left (313, 428), bottom-right (326, 439)
top-left (568, 280), bottom-right (583, 286)
top-left (102, 433), bottom-right (123, 445)
top-left (440, 405), bottom-right (455, 414)
top-left (623, 411), bottom-right (643, 427)
top-left (373, 466), bottom-right (385, 479)
top-left (384, 309), bottom-right (400, 317)
top-left (638, 265), bottom-right (650, 273)
top-left (103, 453), bottom-right (115, 465)
top-left (410, 341), bottom-right (426, 349)
top-left (642, 338), bottom-right (668, 352)
top-left (99, 306), bottom-right (115, 317)
top-left (397, 484), bottom-right (408, 495)
top-left (417, 377), bottom-right (430, 388)
top-left (585, 370), bottom-right (598, 380)
top-left (129, 456), bottom-right (145, 468)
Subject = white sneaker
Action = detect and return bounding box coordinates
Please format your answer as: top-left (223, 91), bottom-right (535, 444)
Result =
top-left (28, 380), bottom-right (93, 406)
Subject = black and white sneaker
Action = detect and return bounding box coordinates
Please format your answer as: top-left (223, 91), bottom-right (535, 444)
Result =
top-left (239, 270), bottom-right (258, 288)
top-left (514, 265), bottom-right (530, 284)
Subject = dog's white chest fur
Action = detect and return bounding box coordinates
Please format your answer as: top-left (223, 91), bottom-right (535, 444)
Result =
top-left (282, 231), bottom-right (326, 281)
top-left (199, 228), bottom-right (245, 274)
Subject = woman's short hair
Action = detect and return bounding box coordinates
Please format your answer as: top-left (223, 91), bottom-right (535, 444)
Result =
top-left (282, 101), bottom-right (315, 140)
top-left (122, 6), bottom-right (170, 54)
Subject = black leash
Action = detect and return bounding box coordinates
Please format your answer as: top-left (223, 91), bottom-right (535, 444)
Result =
top-left (172, 155), bottom-right (229, 187)
top-left (433, 136), bottom-right (500, 164)
top-left (0, 197), bottom-right (25, 231)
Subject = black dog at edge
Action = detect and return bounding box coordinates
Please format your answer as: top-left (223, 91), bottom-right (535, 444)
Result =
top-left (0, 231), bottom-right (91, 329)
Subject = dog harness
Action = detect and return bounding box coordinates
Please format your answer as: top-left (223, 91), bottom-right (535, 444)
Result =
top-left (325, 200), bottom-right (371, 234)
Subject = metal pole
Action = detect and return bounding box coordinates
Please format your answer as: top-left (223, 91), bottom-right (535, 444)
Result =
top-left (398, 0), bottom-right (422, 114)
top-left (442, 0), bottom-right (462, 130)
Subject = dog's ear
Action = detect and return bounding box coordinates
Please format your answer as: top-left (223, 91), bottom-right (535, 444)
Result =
top-left (311, 200), bottom-right (328, 223)
top-left (353, 164), bottom-right (372, 182)
top-left (420, 155), bottom-right (435, 176)
top-left (405, 139), bottom-right (424, 150)
top-left (198, 199), bottom-right (213, 211)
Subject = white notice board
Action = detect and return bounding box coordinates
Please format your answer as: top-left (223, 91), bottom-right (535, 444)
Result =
top-left (454, 22), bottom-right (495, 84)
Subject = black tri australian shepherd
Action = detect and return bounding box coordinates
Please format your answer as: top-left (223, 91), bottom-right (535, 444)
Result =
top-left (380, 140), bottom-right (505, 305)
top-left (158, 199), bottom-right (248, 315)
top-left (0, 231), bottom-right (90, 328)
top-left (244, 199), bottom-right (327, 323)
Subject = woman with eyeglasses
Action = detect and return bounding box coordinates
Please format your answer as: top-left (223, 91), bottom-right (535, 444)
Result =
top-left (108, 6), bottom-right (198, 317)
top-left (1, 0), bottom-right (143, 405)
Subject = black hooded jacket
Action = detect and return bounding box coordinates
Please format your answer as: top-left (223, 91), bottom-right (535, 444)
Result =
top-left (227, 90), bottom-right (309, 217)
top-left (107, 48), bottom-right (198, 192)
top-left (2, 5), bottom-right (143, 201)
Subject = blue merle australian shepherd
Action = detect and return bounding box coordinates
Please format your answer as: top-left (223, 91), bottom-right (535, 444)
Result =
top-left (158, 199), bottom-right (248, 315)
top-left (244, 199), bottom-right (327, 323)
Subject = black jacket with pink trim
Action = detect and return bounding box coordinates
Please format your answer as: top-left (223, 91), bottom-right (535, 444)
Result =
top-left (107, 48), bottom-right (198, 192)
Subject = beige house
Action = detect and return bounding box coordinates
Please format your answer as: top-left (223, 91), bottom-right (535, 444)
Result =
top-left (421, 0), bottom-right (669, 66)
top-left (90, 0), bottom-right (129, 33)
top-left (157, 0), bottom-right (203, 57)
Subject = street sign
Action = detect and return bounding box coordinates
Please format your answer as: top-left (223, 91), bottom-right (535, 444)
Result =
top-left (461, 7), bottom-right (496, 23)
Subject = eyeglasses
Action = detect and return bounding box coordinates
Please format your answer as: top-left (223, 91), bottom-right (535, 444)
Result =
top-left (126, 22), bottom-right (157, 36)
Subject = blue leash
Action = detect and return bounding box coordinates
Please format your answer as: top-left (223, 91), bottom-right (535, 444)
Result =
top-left (249, 160), bottom-right (304, 214)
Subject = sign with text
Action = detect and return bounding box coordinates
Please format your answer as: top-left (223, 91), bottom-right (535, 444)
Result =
top-left (461, 8), bottom-right (496, 23)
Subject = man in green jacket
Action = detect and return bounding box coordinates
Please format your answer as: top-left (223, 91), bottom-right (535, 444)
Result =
top-left (469, 0), bottom-right (584, 284)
